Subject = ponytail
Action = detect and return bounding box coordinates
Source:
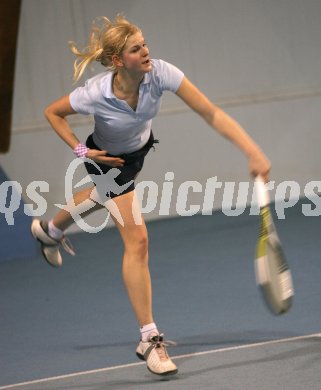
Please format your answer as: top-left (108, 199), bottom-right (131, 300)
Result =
top-left (68, 15), bottom-right (141, 82)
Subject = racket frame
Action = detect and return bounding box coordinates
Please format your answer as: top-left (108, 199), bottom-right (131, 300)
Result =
top-left (254, 176), bottom-right (294, 315)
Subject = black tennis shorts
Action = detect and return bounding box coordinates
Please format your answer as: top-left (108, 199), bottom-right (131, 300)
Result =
top-left (84, 131), bottom-right (159, 199)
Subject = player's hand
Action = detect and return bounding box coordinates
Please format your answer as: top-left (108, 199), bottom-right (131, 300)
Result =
top-left (86, 149), bottom-right (125, 167)
top-left (248, 150), bottom-right (271, 182)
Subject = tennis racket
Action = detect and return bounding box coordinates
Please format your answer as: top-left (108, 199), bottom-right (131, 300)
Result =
top-left (254, 175), bottom-right (294, 315)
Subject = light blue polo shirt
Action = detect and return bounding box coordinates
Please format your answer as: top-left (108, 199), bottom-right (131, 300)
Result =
top-left (69, 59), bottom-right (184, 154)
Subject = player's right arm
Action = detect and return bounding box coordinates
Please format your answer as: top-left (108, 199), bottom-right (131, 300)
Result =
top-left (44, 95), bottom-right (124, 167)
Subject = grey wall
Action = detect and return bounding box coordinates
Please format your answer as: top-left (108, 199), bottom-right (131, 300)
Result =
top-left (1, 0), bottom-right (320, 231)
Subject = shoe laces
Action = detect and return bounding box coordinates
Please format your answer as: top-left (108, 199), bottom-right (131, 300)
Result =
top-left (149, 334), bottom-right (169, 361)
top-left (61, 237), bottom-right (76, 256)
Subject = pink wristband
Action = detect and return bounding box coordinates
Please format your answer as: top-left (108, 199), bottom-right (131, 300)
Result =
top-left (73, 143), bottom-right (89, 158)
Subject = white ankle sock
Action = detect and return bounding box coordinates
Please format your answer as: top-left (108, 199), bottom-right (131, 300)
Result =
top-left (48, 220), bottom-right (64, 240)
top-left (140, 322), bottom-right (159, 342)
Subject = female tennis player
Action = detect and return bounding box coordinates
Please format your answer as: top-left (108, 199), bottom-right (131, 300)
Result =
top-left (31, 15), bottom-right (270, 376)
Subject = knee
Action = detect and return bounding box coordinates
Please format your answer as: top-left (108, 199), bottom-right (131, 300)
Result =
top-left (126, 233), bottom-right (149, 259)
top-left (134, 233), bottom-right (149, 256)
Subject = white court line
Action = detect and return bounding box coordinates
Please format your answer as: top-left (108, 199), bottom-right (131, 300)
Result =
top-left (1, 332), bottom-right (320, 389)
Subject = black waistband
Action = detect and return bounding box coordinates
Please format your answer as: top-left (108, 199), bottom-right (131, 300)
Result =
top-left (86, 131), bottom-right (159, 162)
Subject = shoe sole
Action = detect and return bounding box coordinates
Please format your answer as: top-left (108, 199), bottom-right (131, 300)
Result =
top-left (30, 221), bottom-right (60, 268)
top-left (136, 352), bottom-right (178, 376)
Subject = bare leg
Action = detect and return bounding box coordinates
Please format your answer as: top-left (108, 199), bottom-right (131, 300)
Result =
top-left (52, 186), bottom-right (104, 231)
top-left (110, 190), bottom-right (153, 327)
top-left (52, 186), bottom-right (153, 326)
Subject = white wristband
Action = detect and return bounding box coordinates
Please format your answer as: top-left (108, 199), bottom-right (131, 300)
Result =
top-left (73, 143), bottom-right (89, 158)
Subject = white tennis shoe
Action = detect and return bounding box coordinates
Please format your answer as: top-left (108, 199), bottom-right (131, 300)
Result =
top-left (136, 333), bottom-right (178, 376)
top-left (31, 219), bottom-right (75, 267)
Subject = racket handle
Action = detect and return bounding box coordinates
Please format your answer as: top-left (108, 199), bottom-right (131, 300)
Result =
top-left (255, 175), bottom-right (270, 208)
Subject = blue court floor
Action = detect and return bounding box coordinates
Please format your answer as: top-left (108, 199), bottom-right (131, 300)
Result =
top-left (1, 198), bottom-right (320, 389)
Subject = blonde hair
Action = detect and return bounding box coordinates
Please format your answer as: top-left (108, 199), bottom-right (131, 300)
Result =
top-left (69, 15), bottom-right (141, 82)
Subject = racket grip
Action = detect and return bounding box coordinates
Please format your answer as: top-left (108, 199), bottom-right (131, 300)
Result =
top-left (255, 175), bottom-right (270, 208)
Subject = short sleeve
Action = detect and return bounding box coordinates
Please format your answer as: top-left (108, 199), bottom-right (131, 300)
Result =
top-left (69, 80), bottom-right (95, 115)
top-left (157, 60), bottom-right (184, 93)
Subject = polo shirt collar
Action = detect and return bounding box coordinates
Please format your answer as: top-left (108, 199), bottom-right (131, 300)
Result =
top-left (103, 71), bottom-right (151, 99)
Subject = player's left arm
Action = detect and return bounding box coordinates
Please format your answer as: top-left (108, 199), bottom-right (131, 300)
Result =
top-left (175, 76), bottom-right (271, 181)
